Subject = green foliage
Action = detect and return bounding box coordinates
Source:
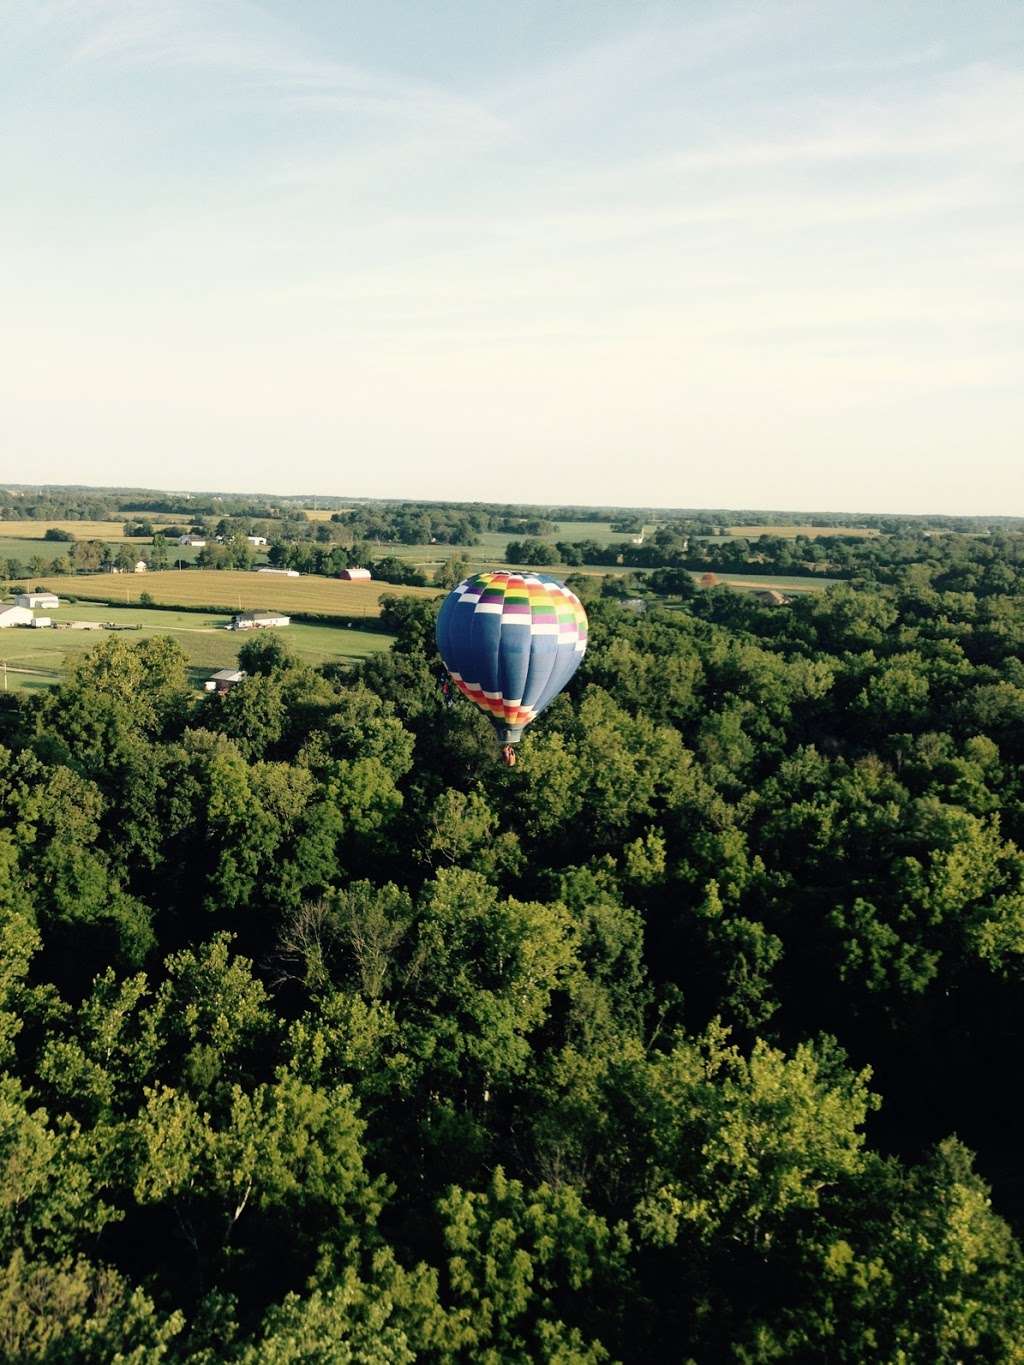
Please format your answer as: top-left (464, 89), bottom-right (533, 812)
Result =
top-left (238, 1253), bottom-right (442, 1363)
top-left (3, 522), bottom-right (1024, 1358)
top-left (437, 1168), bottom-right (628, 1362)
top-left (0, 1249), bottom-right (182, 1363)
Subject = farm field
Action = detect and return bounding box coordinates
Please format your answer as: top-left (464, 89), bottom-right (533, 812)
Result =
top-left (552, 520), bottom-right (650, 542)
top-left (372, 522), bottom-right (649, 571)
top-left (695, 571), bottom-right (840, 592)
top-left (0, 529), bottom-right (152, 556)
top-left (0, 519), bottom-right (145, 540)
top-left (725, 525), bottom-right (880, 538)
top-left (0, 603), bottom-right (392, 693)
top-left (371, 532), bottom-right (500, 567)
top-left (14, 569), bottom-right (439, 617)
top-left (301, 507), bottom-right (350, 521)
top-left (0, 539), bottom-right (209, 567)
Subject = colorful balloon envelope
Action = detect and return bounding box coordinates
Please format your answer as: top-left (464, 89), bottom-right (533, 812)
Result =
top-left (436, 571), bottom-right (589, 748)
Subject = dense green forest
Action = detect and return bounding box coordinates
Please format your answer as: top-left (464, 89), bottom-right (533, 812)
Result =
top-left (3, 528), bottom-right (1024, 1360)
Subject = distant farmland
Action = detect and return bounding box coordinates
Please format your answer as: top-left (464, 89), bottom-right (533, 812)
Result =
top-left (725, 525), bottom-right (880, 539)
top-left (14, 569), bottom-right (439, 618)
top-left (372, 522), bottom-right (648, 571)
top-left (696, 571), bottom-right (840, 592)
top-left (0, 535), bottom-right (117, 560)
top-left (0, 603), bottom-right (392, 694)
top-left (0, 520), bottom-right (148, 541)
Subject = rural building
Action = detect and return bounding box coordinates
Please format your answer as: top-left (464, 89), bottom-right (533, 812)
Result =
top-left (621, 598), bottom-right (648, 614)
top-left (30, 617), bottom-right (52, 628)
top-left (246, 535), bottom-right (268, 546)
top-left (0, 606), bottom-right (33, 628)
top-left (16, 592), bottom-right (59, 609)
top-left (339, 567), bottom-right (372, 581)
top-left (178, 535), bottom-right (206, 546)
top-left (752, 589), bottom-right (788, 606)
top-left (134, 560), bottom-right (148, 573)
top-left (256, 567), bottom-right (300, 576)
top-left (230, 611), bottom-right (290, 630)
top-left (204, 668), bottom-right (245, 693)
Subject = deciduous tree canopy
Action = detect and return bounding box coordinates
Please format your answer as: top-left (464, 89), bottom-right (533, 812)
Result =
top-left (3, 526), bottom-right (1024, 1359)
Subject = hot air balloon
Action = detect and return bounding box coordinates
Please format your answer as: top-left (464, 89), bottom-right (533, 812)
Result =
top-left (435, 571), bottom-right (588, 764)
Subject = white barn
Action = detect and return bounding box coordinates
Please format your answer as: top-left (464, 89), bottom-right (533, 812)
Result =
top-left (0, 606), bottom-right (33, 628)
top-left (231, 611), bottom-right (290, 630)
top-left (17, 592), bottom-right (59, 609)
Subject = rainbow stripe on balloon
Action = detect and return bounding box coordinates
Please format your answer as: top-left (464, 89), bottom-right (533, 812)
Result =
top-left (435, 571), bottom-right (589, 743)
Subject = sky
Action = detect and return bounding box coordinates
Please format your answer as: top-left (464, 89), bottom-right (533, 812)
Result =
top-left (2, 0), bottom-right (1022, 515)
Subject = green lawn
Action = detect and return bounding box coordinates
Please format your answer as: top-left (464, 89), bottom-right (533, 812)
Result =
top-left (0, 603), bottom-right (393, 693)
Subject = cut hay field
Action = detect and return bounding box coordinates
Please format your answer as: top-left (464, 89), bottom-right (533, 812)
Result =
top-left (0, 520), bottom-right (145, 541)
top-left (0, 603), bottom-right (393, 693)
top-left (725, 525), bottom-right (880, 539)
top-left (14, 569), bottom-right (439, 618)
top-left (301, 508), bottom-right (350, 521)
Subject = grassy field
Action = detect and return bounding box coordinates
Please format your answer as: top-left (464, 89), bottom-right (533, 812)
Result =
top-left (1, 529), bottom-right (122, 556)
top-left (373, 522), bottom-right (648, 571)
top-left (0, 603), bottom-right (393, 693)
top-left (552, 520), bottom-right (650, 542)
top-left (725, 525), bottom-right (880, 539)
top-left (0, 535), bottom-right (161, 558)
top-left (301, 508), bottom-right (350, 521)
top-left (695, 571), bottom-right (840, 593)
top-left (13, 569), bottom-right (439, 618)
top-left (0, 540), bottom-right (213, 569)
